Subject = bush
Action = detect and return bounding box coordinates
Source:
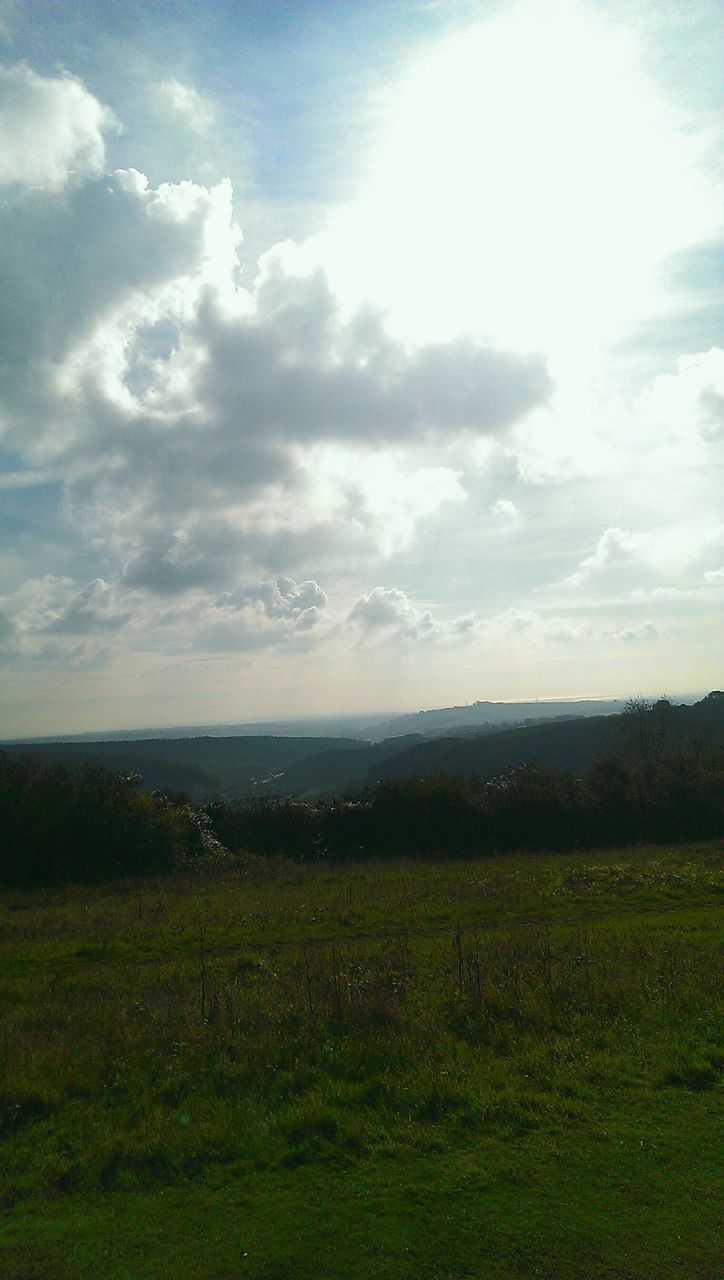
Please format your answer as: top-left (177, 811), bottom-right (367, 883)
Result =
top-left (0, 753), bottom-right (179, 886)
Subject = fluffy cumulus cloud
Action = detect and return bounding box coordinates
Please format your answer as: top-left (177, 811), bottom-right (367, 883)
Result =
top-left (569, 527), bottom-right (644, 582)
top-left (194, 576), bottom-right (331, 652)
top-left (616, 621), bottom-right (660, 644)
top-left (0, 62), bottom-right (552, 643)
top-left (503, 341), bottom-right (724, 495)
top-left (216, 576), bottom-right (327, 631)
top-left (0, 63), bottom-right (114, 190)
top-left (561, 521), bottom-right (724, 594)
top-left (345, 590), bottom-right (665, 653)
top-left (1, 569), bottom-right (331, 667)
top-left (0, 168), bottom-right (220, 437)
top-left (349, 587), bottom-right (474, 641)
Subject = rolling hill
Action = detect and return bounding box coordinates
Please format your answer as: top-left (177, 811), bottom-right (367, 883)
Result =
top-left (262, 692), bottom-right (724, 798)
top-left (2, 736), bottom-right (363, 801)
top-left (4, 693), bottom-right (720, 803)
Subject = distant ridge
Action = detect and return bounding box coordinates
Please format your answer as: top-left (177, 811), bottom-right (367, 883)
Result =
top-left (1, 715), bottom-right (382, 746)
top-left (271, 693), bottom-right (724, 799)
top-left (0, 736), bottom-right (363, 801)
top-left (4, 694), bottom-right (705, 747)
top-left (365, 698), bottom-right (628, 741)
top-left (4, 693), bottom-right (718, 803)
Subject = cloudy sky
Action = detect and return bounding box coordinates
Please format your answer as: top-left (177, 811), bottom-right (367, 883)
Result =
top-left (0, 0), bottom-right (722, 736)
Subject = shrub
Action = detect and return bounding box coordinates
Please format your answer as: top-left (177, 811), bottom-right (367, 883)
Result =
top-left (0, 753), bottom-right (178, 886)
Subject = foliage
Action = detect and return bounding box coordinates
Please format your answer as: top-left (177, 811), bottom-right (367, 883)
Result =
top-left (0, 754), bottom-right (195, 886)
top-left (205, 721), bottom-right (723, 862)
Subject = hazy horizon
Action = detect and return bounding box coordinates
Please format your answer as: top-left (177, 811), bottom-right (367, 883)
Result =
top-left (1, 1), bottom-right (722, 738)
top-left (4, 687), bottom-right (714, 745)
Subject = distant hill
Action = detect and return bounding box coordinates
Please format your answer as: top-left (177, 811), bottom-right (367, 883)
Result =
top-left (365, 698), bottom-right (628, 741)
top-left (263, 693), bottom-right (724, 799)
top-left (5, 694), bottom-right (719, 804)
top-left (686, 690), bottom-right (724, 726)
top-left (260, 735), bottom-right (427, 798)
top-left (2, 736), bottom-right (363, 801)
top-left (7, 694), bottom-right (708, 748)
top-left (260, 717), bottom-right (621, 799)
top-left (374, 716), bottom-right (620, 784)
top-left (2, 716), bottom-right (380, 745)
top-left (378, 693), bottom-right (723, 781)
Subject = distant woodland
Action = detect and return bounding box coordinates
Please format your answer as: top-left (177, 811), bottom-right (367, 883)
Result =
top-left (1, 693), bottom-right (722, 886)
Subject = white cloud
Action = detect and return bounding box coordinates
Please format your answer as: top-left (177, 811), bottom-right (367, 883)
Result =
top-left (510, 346), bottom-right (724, 491)
top-left (474, 608), bottom-right (662, 651)
top-left (197, 576), bottom-right (331, 651)
top-left (3, 575), bottom-right (130, 663)
top-left (217, 576), bottom-right (327, 625)
top-left (348, 586), bottom-right (473, 642)
top-left (491, 498), bottom-right (518, 519)
top-left (0, 63), bottom-right (114, 190)
top-left (1, 570), bottom-right (332, 664)
top-left (561, 521), bottom-right (724, 594)
top-left (280, 446), bottom-right (467, 559)
top-left (0, 167), bottom-right (221, 453)
top-left (576, 527), bottom-right (642, 575)
top-left (487, 607), bottom-right (538, 634)
top-left (0, 118), bottom-right (551, 597)
top-left (349, 587), bottom-right (428, 636)
top-left (636, 348), bottom-right (724, 442)
top-left (154, 79), bottom-right (215, 134)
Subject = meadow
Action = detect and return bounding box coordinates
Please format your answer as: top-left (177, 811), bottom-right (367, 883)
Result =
top-left (1, 843), bottom-right (721, 1279)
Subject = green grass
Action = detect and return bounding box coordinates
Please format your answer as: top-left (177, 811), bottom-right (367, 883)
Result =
top-left (0, 843), bottom-right (722, 1279)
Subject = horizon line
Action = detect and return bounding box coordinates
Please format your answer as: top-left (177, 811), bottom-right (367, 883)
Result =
top-left (2, 689), bottom-right (711, 744)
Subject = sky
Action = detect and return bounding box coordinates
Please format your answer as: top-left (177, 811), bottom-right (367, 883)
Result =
top-left (0, 0), bottom-right (722, 737)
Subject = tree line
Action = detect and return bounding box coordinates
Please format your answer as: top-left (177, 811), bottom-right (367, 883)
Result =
top-left (1, 698), bottom-right (721, 886)
top-left (0, 757), bottom-right (222, 887)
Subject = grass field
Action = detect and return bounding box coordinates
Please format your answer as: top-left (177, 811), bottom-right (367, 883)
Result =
top-left (1, 843), bottom-right (722, 1279)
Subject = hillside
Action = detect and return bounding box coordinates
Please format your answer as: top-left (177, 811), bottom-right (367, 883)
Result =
top-left (4, 715), bottom-right (380, 745)
top-left (260, 715), bottom-right (621, 798)
top-left (260, 734), bottom-right (426, 797)
top-left (5, 697), bottom-right (654, 747)
top-left (265, 692), bottom-right (724, 798)
top-left (5, 694), bottom-right (721, 803)
top-left (3, 736), bottom-right (363, 801)
top-left (373, 692), bottom-right (724, 785)
top-left (365, 697), bottom-right (628, 740)
top-left (375, 714), bottom-right (620, 783)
